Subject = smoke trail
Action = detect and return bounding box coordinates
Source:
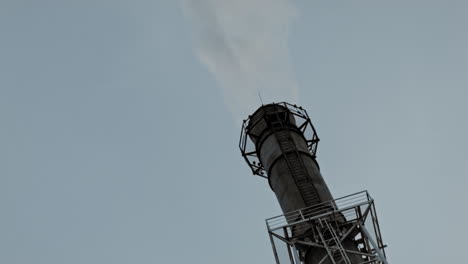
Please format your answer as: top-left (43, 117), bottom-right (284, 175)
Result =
top-left (181, 0), bottom-right (300, 122)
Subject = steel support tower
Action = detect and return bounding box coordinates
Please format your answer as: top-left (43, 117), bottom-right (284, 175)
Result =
top-left (240, 102), bottom-right (388, 264)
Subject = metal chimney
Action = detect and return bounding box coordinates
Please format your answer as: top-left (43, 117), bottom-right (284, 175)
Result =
top-left (240, 102), bottom-right (389, 264)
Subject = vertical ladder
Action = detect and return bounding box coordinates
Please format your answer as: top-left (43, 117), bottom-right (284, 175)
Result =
top-left (268, 116), bottom-right (321, 207)
top-left (317, 218), bottom-right (352, 264)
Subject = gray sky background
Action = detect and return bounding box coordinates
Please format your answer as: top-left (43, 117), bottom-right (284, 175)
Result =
top-left (1, 0), bottom-right (467, 263)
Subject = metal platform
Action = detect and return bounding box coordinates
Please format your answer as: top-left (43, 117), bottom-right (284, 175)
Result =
top-left (239, 102), bottom-right (320, 179)
top-left (266, 191), bottom-right (388, 264)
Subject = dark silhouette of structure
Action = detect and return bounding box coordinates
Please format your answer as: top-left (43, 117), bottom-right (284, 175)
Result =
top-left (240, 102), bottom-right (388, 264)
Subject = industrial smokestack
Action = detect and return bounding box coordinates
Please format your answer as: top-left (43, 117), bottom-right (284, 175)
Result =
top-left (246, 103), bottom-right (332, 213)
top-left (240, 103), bottom-right (389, 264)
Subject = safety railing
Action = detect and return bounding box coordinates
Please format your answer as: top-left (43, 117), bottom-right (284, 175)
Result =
top-left (266, 191), bottom-right (371, 232)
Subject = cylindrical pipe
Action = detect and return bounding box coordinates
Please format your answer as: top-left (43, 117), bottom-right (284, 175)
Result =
top-left (247, 104), bottom-right (333, 213)
top-left (245, 104), bottom-right (362, 264)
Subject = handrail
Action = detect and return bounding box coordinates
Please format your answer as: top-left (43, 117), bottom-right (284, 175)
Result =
top-left (266, 191), bottom-right (372, 231)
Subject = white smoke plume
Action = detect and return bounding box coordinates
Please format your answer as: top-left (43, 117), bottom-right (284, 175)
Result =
top-left (181, 0), bottom-right (300, 122)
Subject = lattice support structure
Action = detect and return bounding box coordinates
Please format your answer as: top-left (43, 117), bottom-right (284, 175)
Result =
top-left (266, 191), bottom-right (388, 264)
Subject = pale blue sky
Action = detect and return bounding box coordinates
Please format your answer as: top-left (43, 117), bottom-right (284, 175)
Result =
top-left (1, 1), bottom-right (467, 263)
